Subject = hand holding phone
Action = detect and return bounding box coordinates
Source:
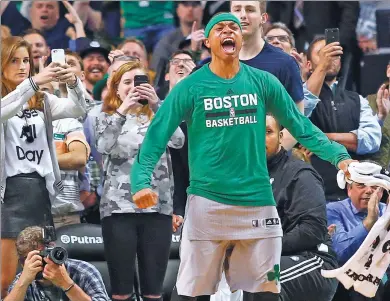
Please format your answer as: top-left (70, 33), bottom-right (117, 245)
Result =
top-left (134, 75), bottom-right (149, 106)
top-left (51, 49), bottom-right (66, 65)
top-left (325, 28), bottom-right (339, 45)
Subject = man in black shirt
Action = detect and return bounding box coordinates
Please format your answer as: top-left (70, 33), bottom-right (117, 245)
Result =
top-left (245, 114), bottom-right (339, 301)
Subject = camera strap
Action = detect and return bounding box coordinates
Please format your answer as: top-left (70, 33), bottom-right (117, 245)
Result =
top-left (36, 282), bottom-right (67, 301)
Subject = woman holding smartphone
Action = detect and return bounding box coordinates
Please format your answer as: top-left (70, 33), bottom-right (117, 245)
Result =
top-left (1, 36), bottom-right (86, 297)
top-left (96, 61), bottom-right (184, 301)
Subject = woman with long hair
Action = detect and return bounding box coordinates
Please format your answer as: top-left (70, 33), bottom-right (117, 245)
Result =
top-left (96, 61), bottom-right (184, 301)
top-left (1, 36), bottom-right (86, 297)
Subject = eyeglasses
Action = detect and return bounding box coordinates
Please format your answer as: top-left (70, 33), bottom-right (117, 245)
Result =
top-left (265, 35), bottom-right (291, 44)
top-left (170, 58), bottom-right (194, 66)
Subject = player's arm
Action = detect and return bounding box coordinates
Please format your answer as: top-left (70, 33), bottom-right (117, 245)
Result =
top-left (131, 81), bottom-right (193, 195)
top-left (264, 74), bottom-right (351, 167)
top-left (280, 56), bottom-right (305, 150)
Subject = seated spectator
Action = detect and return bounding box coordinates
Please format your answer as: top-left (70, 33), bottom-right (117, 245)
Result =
top-left (244, 114), bottom-right (338, 301)
top-left (96, 61), bottom-right (184, 301)
top-left (327, 172), bottom-right (388, 300)
top-left (151, 1), bottom-right (203, 71)
top-left (22, 29), bottom-right (50, 74)
top-left (121, 1), bottom-right (176, 52)
top-left (4, 226), bottom-right (109, 301)
top-left (1, 1), bottom-right (75, 49)
top-left (304, 37), bottom-right (382, 202)
top-left (79, 41), bottom-right (110, 96)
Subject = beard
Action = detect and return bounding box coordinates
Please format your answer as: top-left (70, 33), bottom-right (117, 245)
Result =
top-left (325, 72), bottom-right (338, 82)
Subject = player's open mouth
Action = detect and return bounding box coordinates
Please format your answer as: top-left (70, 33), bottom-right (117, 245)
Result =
top-left (221, 38), bottom-right (236, 54)
top-left (40, 15), bottom-right (49, 21)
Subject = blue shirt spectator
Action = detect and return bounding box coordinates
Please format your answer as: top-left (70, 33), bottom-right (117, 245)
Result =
top-left (242, 42), bottom-right (304, 103)
top-left (327, 193), bottom-right (386, 265)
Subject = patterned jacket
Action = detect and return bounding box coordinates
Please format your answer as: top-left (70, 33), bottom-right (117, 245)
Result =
top-left (96, 112), bottom-right (184, 219)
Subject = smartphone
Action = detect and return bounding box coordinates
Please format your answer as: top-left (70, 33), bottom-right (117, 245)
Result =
top-left (51, 49), bottom-right (66, 65)
top-left (134, 75), bottom-right (149, 106)
top-left (325, 28), bottom-right (339, 44)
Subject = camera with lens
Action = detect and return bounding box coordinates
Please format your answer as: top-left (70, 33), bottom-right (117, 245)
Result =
top-left (36, 225), bottom-right (68, 280)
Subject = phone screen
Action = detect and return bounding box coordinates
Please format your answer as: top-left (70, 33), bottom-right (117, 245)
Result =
top-left (325, 28), bottom-right (339, 44)
top-left (134, 75), bottom-right (149, 105)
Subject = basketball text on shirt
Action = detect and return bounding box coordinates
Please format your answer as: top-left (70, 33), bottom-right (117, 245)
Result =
top-left (203, 93), bottom-right (258, 128)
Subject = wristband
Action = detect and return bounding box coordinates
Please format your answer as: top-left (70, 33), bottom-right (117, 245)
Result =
top-left (115, 110), bottom-right (126, 119)
top-left (63, 282), bottom-right (75, 293)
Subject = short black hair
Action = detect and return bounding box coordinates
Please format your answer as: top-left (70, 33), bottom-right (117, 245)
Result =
top-left (307, 37), bottom-right (326, 62)
top-left (266, 113), bottom-right (284, 131)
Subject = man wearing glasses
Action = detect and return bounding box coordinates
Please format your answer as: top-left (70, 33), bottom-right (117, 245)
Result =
top-left (326, 174), bottom-right (388, 300)
top-left (164, 50), bottom-right (196, 233)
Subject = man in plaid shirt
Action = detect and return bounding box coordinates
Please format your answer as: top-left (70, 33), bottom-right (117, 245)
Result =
top-left (5, 226), bottom-right (109, 301)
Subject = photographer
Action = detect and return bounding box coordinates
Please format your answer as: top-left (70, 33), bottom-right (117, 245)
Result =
top-left (5, 226), bottom-right (109, 301)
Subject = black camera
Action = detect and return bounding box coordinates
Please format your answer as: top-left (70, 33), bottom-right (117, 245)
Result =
top-left (36, 225), bottom-right (68, 280)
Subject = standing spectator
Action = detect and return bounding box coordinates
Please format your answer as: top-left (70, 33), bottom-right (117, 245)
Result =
top-left (80, 41), bottom-right (110, 96)
top-left (164, 50), bottom-right (196, 231)
top-left (121, 1), bottom-right (175, 52)
top-left (304, 37), bottom-right (381, 202)
top-left (96, 61), bottom-right (184, 301)
top-left (117, 38), bottom-right (156, 83)
top-left (151, 1), bottom-right (203, 71)
top-left (230, 1), bottom-right (304, 151)
top-left (264, 22), bottom-right (310, 83)
top-left (1, 36), bottom-right (86, 298)
top-left (22, 29), bottom-right (50, 74)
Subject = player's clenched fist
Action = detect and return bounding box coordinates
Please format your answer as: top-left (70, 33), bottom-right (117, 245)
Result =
top-left (133, 188), bottom-right (158, 209)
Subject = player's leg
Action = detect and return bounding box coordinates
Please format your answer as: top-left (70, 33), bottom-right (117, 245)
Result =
top-left (176, 221), bottom-right (229, 299)
top-left (227, 236), bottom-right (282, 301)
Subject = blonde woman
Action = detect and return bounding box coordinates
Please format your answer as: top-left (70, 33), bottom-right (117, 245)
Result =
top-left (96, 61), bottom-right (184, 301)
top-left (1, 36), bottom-right (86, 297)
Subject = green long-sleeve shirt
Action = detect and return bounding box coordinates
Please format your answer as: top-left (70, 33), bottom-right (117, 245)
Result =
top-left (131, 63), bottom-right (351, 206)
